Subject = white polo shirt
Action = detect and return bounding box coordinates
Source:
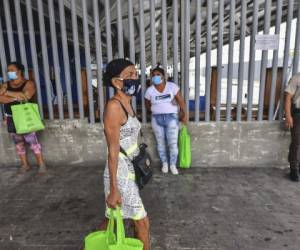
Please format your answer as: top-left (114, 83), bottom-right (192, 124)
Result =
top-left (144, 81), bottom-right (180, 114)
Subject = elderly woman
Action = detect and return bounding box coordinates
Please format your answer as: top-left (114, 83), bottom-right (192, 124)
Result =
top-left (145, 66), bottom-right (187, 175)
top-left (102, 58), bottom-right (150, 250)
top-left (0, 62), bottom-right (47, 174)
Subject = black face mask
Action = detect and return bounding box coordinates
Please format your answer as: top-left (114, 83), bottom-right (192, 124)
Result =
top-left (117, 78), bottom-right (141, 96)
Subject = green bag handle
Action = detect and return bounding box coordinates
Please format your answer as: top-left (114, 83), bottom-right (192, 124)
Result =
top-left (179, 125), bottom-right (187, 144)
top-left (106, 208), bottom-right (116, 243)
top-left (179, 125), bottom-right (184, 136)
top-left (115, 207), bottom-right (126, 245)
top-left (18, 92), bottom-right (29, 103)
top-left (107, 206), bottom-right (126, 245)
top-left (181, 125), bottom-right (188, 135)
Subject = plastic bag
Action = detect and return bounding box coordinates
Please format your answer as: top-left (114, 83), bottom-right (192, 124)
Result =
top-left (179, 125), bottom-right (191, 168)
top-left (11, 102), bottom-right (45, 134)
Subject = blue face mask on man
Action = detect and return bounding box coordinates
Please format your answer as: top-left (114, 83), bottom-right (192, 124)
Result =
top-left (152, 75), bottom-right (162, 85)
top-left (116, 78), bottom-right (141, 96)
top-left (7, 71), bottom-right (18, 81)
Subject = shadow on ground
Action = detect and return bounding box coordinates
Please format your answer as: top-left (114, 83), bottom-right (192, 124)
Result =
top-left (0, 164), bottom-right (300, 250)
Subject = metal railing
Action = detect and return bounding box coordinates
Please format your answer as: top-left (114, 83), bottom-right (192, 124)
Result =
top-left (0, 0), bottom-right (299, 124)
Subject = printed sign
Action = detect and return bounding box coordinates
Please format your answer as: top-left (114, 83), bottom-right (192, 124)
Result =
top-left (255, 34), bottom-right (280, 50)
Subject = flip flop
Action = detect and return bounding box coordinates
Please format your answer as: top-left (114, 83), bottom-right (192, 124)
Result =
top-left (18, 165), bottom-right (31, 175)
top-left (37, 163), bottom-right (47, 175)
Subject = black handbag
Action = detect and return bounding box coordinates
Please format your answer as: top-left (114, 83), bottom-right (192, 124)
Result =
top-left (120, 143), bottom-right (153, 190)
top-left (6, 116), bottom-right (16, 133)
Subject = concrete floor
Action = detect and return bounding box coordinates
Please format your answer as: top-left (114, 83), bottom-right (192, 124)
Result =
top-left (1, 164), bottom-right (300, 250)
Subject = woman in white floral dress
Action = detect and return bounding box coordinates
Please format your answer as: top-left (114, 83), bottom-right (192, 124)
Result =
top-left (101, 58), bottom-right (150, 250)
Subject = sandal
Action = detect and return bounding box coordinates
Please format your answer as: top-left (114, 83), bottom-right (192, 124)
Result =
top-left (37, 163), bottom-right (47, 175)
top-left (18, 165), bottom-right (31, 174)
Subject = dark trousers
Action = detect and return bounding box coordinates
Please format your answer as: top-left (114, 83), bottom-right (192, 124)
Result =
top-left (288, 113), bottom-right (300, 166)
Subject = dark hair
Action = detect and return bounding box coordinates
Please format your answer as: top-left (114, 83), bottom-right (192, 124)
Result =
top-left (151, 65), bottom-right (165, 77)
top-left (8, 61), bottom-right (25, 75)
top-left (103, 58), bottom-right (134, 88)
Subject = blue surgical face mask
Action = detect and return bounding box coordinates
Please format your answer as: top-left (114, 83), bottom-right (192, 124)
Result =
top-left (7, 71), bottom-right (18, 81)
top-left (116, 78), bottom-right (141, 96)
top-left (152, 75), bottom-right (162, 85)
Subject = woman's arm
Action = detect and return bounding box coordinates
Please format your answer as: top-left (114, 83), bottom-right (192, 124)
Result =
top-left (5, 80), bottom-right (36, 101)
top-left (145, 98), bottom-right (151, 112)
top-left (175, 91), bottom-right (188, 124)
top-left (0, 83), bottom-right (7, 95)
top-left (104, 100), bottom-right (123, 208)
top-left (285, 92), bottom-right (293, 128)
top-left (0, 83), bottom-right (16, 104)
top-left (0, 95), bottom-right (17, 104)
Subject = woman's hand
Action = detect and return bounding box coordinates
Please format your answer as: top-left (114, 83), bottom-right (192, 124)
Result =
top-left (179, 109), bottom-right (188, 125)
top-left (182, 114), bottom-right (188, 125)
top-left (285, 115), bottom-right (293, 129)
top-left (106, 189), bottom-right (122, 209)
top-left (0, 85), bottom-right (7, 95)
top-left (5, 91), bottom-right (27, 101)
top-left (175, 91), bottom-right (188, 125)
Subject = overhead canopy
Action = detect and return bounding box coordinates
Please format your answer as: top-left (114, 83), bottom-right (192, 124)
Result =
top-left (0, 0), bottom-right (298, 65)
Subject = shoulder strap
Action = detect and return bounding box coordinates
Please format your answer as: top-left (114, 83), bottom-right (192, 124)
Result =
top-left (112, 98), bottom-right (137, 118)
top-left (119, 146), bottom-right (128, 157)
top-left (112, 98), bottom-right (128, 118)
top-left (130, 102), bottom-right (136, 116)
top-left (7, 80), bottom-right (28, 91)
top-left (21, 80), bottom-right (28, 90)
top-left (7, 81), bottom-right (12, 90)
top-left (112, 98), bottom-right (129, 156)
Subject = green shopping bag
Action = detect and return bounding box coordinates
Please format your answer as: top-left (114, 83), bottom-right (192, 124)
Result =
top-left (84, 210), bottom-right (116, 250)
top-left (179, 125), bottom-right (192, 168)
top-left (84, 231), bottom-right (111, 250)
top-left (108, 207), bottom-right (143, 250)
top-left (85, 207), bottom-right (143, 250)
top-left (11, 102), bottom-right (45, 134)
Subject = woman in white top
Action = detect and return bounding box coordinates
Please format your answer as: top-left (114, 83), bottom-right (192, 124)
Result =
top-left (145, 66), bottom-right (187, 175)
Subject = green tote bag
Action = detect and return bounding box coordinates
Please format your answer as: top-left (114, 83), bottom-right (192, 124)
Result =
top-left (84, 210), bottom-right (116, 250)
top-left (179, 125), bottom-right (192, 169)
top-left (108, 207), bottom-right (143, 250)
top-left (85, 207), bottom-right (143, 250)
top-left (11, 102), bottom-right (45, 134)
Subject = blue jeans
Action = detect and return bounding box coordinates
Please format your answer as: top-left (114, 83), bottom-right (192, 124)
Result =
top-left (152, 113), bottom-right (179, 166)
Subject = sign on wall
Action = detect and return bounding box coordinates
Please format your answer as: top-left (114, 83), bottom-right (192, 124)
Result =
top-left (255, 34), bottom-right (280, 50)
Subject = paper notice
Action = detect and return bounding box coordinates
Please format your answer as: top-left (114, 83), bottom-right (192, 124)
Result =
top-left (255, 34), bottom-right (280, 50)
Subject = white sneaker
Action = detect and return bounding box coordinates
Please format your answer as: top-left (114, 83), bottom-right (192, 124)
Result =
top-left (161, 162), bottom-right (168, 173)
top-left (170, 165), bottom-right (179, 175)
